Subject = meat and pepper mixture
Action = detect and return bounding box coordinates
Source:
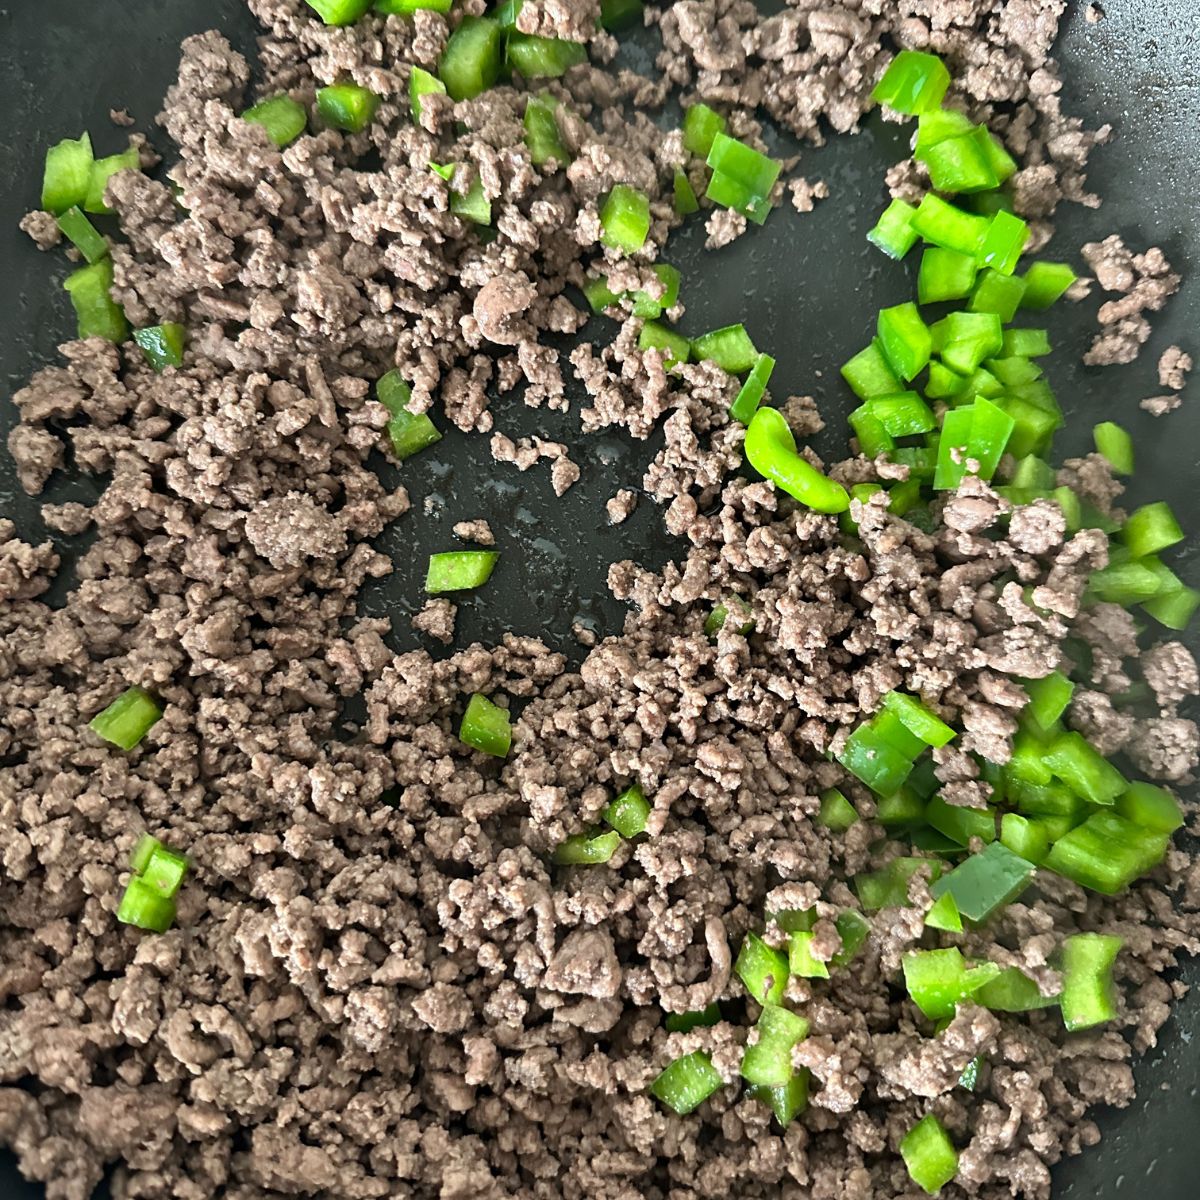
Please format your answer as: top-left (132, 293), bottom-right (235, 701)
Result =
top-left (2, 2), bottom-right (1198, 1199)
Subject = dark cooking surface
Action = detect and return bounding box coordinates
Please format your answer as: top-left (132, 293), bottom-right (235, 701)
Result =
top-left (1, 1), bottom-right (1198, 1196)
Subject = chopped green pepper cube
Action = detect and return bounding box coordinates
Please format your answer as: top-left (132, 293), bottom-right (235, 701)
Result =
top-left (901, 1113), bottom-right (959, 1194)
top-left (917, 247), bottom-right (978, 304)
top-left (842, 340), bottom-right (903, 400)
top-left (411, 66), bottom-right (448, 123)
top-left (1007, 776), bottom-right (1084, 819)
top-left (650, 1051), bottom-right (724, 1115)
top-left (922, 130), bottom-right (998, 194)
top-left (117, 877), bottom-right (177, 933)
top-left (902, 947), bottom-right (1001, 1020)
top-left (871, 709), bottom-right (928, 759)
top-left (750, 1070), bottom-right (810, 1127)
top-left (817, 787), bottom-right (858, 832)
top-left (492, 0), bottom-right (523, 25)
top-left (682, 103), bottom-right (727, 156)
top-left (1023, 671), bottom-right (1074, 732)
top-left (1115, 781), bottom-right (1185, 834)
top-left (926, 796), bottom-right (995, 847)
top-left (451, 176), bottom-right (491, 224)
top-left (141, 846), bottom-right (189, 899)
top-left (999, 813), bottom-right (1049, 865)
top-left (582, 275), bottom-right (622, 314)
top-left (506, 33), bottom-right (588, 78)
top-left (1043, 731), bottom-right (1127, 805)
top-left (882, 691), bottom-right (956, 747)
top-left (65, 258), bottom-right (129, 344)
top-left (133, 324), bottom-right (187, 372)
top-left (692, 323), bottom-right (757, 374)
top-left (439, 15), bottom-right (503, 100)
top-left (730, 352), bottom-right (776, 424)
top-left (866, 392), bottom-right (936, 438)
top-left (664, 1003), bottom-right (721, 1033)
top-left (1060, 932), bottom-right (1123, 1032)
top-left (553, 828), bottom-right (621, 865)
top-left (924, 891), bottom-right (963, 933)
top-left (930, 842), bottom-right (1036, 924)
top-left (426, 550), bottom-right (500, 593)
top-left (1044, 811), bottom-right (1169, 894)
top-left (242, 95), bottom-right (308, 147)
top-left (872, 50), bottom-right (951, 115)
top-left (877, 303), bottom-right (932, 382)
top-left (704, 596), bottom-right (754, 637)
top-left (304, 0), bottom-right (373, 23)
top-left (1010, 454), bottom-right (1056, 491)
top-left (1087, 559), bottom-right (1164, 606)
top-left (90, 685), bottom-right (163, 751)
top-left (914, 109), bottom-right (975, 154)
top-left (638, 321), bottom-right (691, 366)
top-left (1092, 420), bottom-right (1133, 475)
top-left (876, 786), bottom-right (926, 829)
top-left (630, 264), bottom-right (681, 319)
top-left (969, 269), bottom-right (1027, 321)
top-left (1020, 261), bottom-right (1077, 309)
top-left (706, 132), bottom-right (781, 199)
top-left (1142, 584), bottom-right (1200, 630)
top-left (378, 371), bottom-right (442, 459)
top-left (934, 310), bottom-right (1004, 375)
top-left (838, 723), bottom-right (914, 795)
top-left (848, 407), bottom-right (895, 459)
top-left (740, 1004), bottom-right (810, 1087)
top-left (978, 209), bottom-right (1029, 275)
top-left (459, 693), bottom-right (512, 757)
top-left (974, 966), bottom-right (1058, 1012)
top-left (867, 198), bottom-right (919, 260)
top-left (524, 92), bottom-right (570, 167)
top-left (932, 407), bottom-right (975, 492)
top-left (600, 183), bottom-right (651, 252)
top-left (602, 783), bottom-right (651, 838)
top-left (988, 356), bottom-right (1043, 387)
top-left (673, 168), bottom-right (699, 215)
top-left (925, 360), bottom-right (969, 400)
top-left (1002, 328), bottom-right (1052, 357)
top-left (316, 84), bottom-right (380, 133)
top-left (787, 930), bottom-right (829, 979)
top-left (55, 207), bottom-right (109, 264)
top-left (735, 932), bottom-right (789, 1006)
top-left (84, 147), bottom-right (140, 216)
top-left (1122, 501), bottom-right (1184, 559)
top-left (42, 133), bottom-right (95, 215)
top-left (911, 193), bottom-right (990, 256)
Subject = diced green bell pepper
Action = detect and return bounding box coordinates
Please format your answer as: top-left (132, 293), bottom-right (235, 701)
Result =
top-left (930, 842), bottom-right (1036, 924)
top-left (744, 407), bottom-right (850, 514)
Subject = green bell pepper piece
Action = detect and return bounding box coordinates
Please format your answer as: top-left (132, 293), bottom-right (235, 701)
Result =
top-left (744, 407), bottom-right (850, 514)
top-left (930, 842), bottom-right (1036, 923)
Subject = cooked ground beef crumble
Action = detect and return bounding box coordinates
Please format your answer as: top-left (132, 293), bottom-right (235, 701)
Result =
top-left (2, 3), bottom-right (1197, 1200)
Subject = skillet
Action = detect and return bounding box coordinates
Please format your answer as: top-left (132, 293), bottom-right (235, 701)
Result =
top-left (0, 0), bottom-right (1197, 1195)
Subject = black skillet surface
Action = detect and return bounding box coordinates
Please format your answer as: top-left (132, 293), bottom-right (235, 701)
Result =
top-left (1, 0), bottom-right (1198, 1196)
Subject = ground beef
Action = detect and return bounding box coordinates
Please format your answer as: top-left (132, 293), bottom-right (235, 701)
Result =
top-left (2, 4), bottom-right (1197, 1200)
top-left (1081, 236), bottom-right (1181, 366)
top-left (452, 518), bottom-right (496, 546)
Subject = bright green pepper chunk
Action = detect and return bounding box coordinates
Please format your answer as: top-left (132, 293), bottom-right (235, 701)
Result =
top-left (740, 1004), bottom-right (810, 1086)
top-left (682, 103), bottom-right (726, 156)
top-left (882, 691), bottom-right (956, 747)
top-left (450, 176), bottom-right (491, 225)
top-left (1043, 731), bottom-right (1127, 805)
top-left (918, 247), bottom-right (978, 304)
top-left (901, 1112), bottom-right (959, 1194)
top-left (1115, 781), bottom-right (1185, 834)
top-left (523, 93), bottom-right (569, 167)
top-left (664, 1003), bottom-right (721, 1033)
top-left (133, 324), bottom-right (187, 372)
top-left (922, 130), bottom-right (998, 194)
top-left (865, 392), bottom-right (936, 437)
top-left (999, 813), bottom-right (1049, 865)
top-left (377, 0), bottom-right (452, 11)
top-left (745, 407), bottom-right (850, 514)
top-left (506, 33), bottom-right (587, 78)
top-left (1092, 420), bottom-right (1134, 475)
top-left (90, 686), bottom-right (163, 751)
top-left (378, 371), bottom-right (442, 460)
top-left (730, 353), bottom-right (776, 425)
top-left (750, 1070), bottom-right (810, 1127)
top-left (867, 198), bottom-right (919, 260)
top-left (316, 84), bottom-right (379, 133)
top-left (242, 95), bottom-right (308, 147)
top-left (911, 194), bottom-right (989, 256)
top-left (439, 16), bottom-right (503, 100)
top-left (1044, 811), bottom-right (1168, 894)
top-left (924, 892), bottom-right (963, 933)
top-left (1020, 261), bottom-right (1077, 309)
top-left (650, 1051), bottom-right (724, 1114)
top-left (877, 303), bottom-right (932, 382)
top-left (426, 551), bottom-right (499, 593)
top-left (1122, 501), bottom-right (1184, 559)
top-left (602, 783), bottom-right (651, 838)
top-left (974, 965), bottom-right (1058, 1012)
top-left (842, 340), bottom-right (903, 401)
top-left (1060, 932), bottom-right (1123, 1031)
top-left (459, 693), bottom-right (512, 757)
top-left (706, 133), bottom-right (781, 213)
top-left (817, 788), bottom-right (858, 832)
top-left (673, 168), bottom-right (699, 215)
top-left (926, 796), bottom-right (995, 847)
top-left (553, 828), bottom-right (621, 865)
top-left (55, 207), bottom-right (109, 264)
top-left (872, 50), bottom-right (950, 114)
top-left (638, 321), bottom-right (690, 366)
top-left (141, 845), bottom-right (189, 899)
top-left (978, 209), bottom-right (1029, 275)
top-left (117, 877), bottom-right (177, 933)
top-left (855, 857), bottom-right (941, 911)
top-left (42, 133), bottom-right (94, 214)
top-left (692, 323), bottom-right (757, 374)
top-left (64, 258), bottom-right (129, 343)
top-left (969, 269), bottom-right (1027, 321)
top-left (734, 932), bottom-right (789, 1006)
top-left (902, 947), bottom-right (1001, 1020)
top-left (600, 184), bottom-right (651, 252)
